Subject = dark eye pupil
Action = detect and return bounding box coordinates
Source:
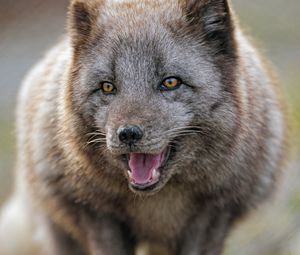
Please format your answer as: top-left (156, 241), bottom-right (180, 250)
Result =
top-left (164, 78), bottom-right (178, 87)
top-left (100, 82), bottom-right (115, 94)
top-left (160, 77), bottom-right (182, 91)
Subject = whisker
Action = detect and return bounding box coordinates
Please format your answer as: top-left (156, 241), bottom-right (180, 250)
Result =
top-left (87, 139), bottom-right (107, 145)
top-left (170, 133), bottom-right (197, 138)
top-left (86, 132), bottom-right (106, 137)
top-left (166, 131), bottom-right (207, 139)
top-left (162, 126), bottom-right (209, 136)
top-left (86, 129), bottom-right (107, 147)
top-left (167, 130), bottom-right (206, 135)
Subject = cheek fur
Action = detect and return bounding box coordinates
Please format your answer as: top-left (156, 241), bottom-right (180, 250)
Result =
top-left (94, 106), bottom-right (109, 130)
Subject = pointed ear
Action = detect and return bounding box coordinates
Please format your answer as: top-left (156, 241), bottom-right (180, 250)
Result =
top-left (182, 0), bottom-right (236, 55)
top-left (68, 0), bottom-right (103, 50)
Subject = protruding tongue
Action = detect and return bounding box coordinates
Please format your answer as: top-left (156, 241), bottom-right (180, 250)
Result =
top-left (128, 151), bottom-right (165, 185)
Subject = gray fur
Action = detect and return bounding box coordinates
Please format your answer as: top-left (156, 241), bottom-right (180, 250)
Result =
top-left (0, 0), bottom-right (287, 255)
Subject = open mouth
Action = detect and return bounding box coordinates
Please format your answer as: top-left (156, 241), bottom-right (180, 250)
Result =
top-left (126, 146), bottom-right (171, 191)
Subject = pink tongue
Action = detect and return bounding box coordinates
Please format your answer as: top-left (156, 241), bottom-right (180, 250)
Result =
top-left (128, 152), bottom-right (164, 184)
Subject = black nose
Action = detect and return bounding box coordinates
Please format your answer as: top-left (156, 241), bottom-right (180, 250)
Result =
top-left (118, 126), bottom-right (144, 145)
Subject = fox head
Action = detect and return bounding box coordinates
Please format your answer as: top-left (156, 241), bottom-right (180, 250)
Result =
top-left (66, 0), bottom-right (240, 194)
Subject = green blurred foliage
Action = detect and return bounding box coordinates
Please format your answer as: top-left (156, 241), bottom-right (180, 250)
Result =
top-left (0, 117), bottom-right (15, 202)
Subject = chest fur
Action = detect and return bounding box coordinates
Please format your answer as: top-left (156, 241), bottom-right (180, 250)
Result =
top-left (126, 188), bottom-right (194, 243)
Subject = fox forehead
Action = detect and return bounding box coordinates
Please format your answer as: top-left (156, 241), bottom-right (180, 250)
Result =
top-left (106, 0), bottom-right (182, 14)
top-left (109, 0), bottom-right (164, 4)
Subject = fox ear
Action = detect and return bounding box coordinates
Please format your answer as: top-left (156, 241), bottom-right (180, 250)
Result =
top-left (182, 0), bottom-right (235, 55)
top-left (68, 0), bottom-right (103, 49)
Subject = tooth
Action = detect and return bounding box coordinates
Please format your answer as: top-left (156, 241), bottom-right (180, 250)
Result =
top-left (152, 169), bottom-right (160, 179)
top-left (127, 170), bottom-right (132, 178)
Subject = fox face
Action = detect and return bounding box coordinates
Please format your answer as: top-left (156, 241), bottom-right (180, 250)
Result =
top-left (67, 0), bottom-right (240, 194)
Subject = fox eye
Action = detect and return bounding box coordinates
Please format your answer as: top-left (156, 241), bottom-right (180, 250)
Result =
top-left (160, 77), bottom-right (182, 91)
top-left (99, 81), bottom-right (116, 94)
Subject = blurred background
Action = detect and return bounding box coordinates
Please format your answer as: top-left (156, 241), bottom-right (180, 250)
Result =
top-left (0, 0), bottom-right (299, 254)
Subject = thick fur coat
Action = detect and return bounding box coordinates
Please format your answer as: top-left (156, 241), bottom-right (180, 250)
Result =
top-left (0, 0), bottom-right (287, 254)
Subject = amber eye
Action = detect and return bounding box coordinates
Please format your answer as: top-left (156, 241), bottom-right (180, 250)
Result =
top-left (100, 82), bottom-right (116, 94)
top-left (160, 77), bottom-right (182, 91)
